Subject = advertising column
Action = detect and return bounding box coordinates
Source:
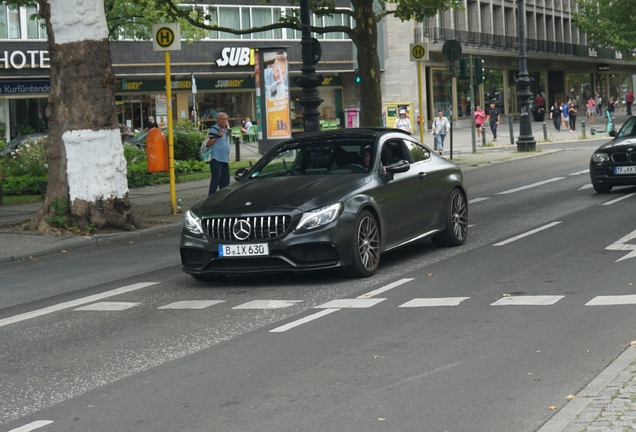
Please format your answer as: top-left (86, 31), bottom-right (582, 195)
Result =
top-left (255, 48), bottom-right (291, 154)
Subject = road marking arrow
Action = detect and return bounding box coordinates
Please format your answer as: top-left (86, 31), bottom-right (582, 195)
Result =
top-left (606, 229), bottom-right (636, 262)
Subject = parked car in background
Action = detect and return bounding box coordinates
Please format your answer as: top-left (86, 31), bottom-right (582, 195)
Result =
top-left (589, 116), bottom-right (636, 193)
top-left (0, 133), bottom-right (47, 157)
top-left (180, 128), bottom-right (468, 281)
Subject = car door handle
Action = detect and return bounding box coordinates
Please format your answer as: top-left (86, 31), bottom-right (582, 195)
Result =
top-left (418, 172), bottom-right (427, 179)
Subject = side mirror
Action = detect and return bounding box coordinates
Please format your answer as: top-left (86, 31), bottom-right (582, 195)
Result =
top-left (385, 160), bottom-right (410, 174)
top-left (609, 130), bottom-right (617, 137)
top-left (234, 167), bottom-right (250, 181)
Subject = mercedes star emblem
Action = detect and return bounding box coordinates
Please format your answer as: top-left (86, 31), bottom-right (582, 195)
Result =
top-left (232, 219), bottom-right (251, 241)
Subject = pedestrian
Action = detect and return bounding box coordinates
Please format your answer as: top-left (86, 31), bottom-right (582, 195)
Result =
top-left (550, 101), bottom-right (562, 132)
top-left (474, 105), bottom-right (486, 139)
top-left (394, 109), bottom-right (412, 132)
top-left (626, 89), bottom-right (634, 116)
top-left (431, 111), bottom-right (450, 155)
top-left (240, 116), bottom-right (253, 134)
top-left (568, 102), bottom-right (577, 132)
top-left (535, 93), bottom-right (545, 122)
top-left (204, 112), bottom-right (231, 196)
top-left (144, 116), bottom-right (159, 131)
top-left (486, 101), bottom-right (500, 141)
top-left (561, 101), bottom-right (570, 131)
top-left (608, 96), bottom-right (616, 122)
top-left (587, 96), bottom-right (595, 124)
top-left (596, 94), bottom-right (602, 116)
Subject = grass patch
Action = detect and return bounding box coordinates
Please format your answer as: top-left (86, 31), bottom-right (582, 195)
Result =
top-left (1, 194), bottom-right (43, 206)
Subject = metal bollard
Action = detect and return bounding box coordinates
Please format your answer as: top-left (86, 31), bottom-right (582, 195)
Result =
top-left (482, 126), bottom-right (486, 146)
top-left (508, 115), bottom-right (514, 145)
top-left (234, 136), bottom-right (241, 162)
top-left (581, 120), bottom-right (586, 138)
top-left (543, 122), bottom-right (547, 141)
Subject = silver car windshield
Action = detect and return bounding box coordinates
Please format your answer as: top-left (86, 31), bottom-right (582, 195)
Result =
top-left (250, 141), bottom-right (375, 178)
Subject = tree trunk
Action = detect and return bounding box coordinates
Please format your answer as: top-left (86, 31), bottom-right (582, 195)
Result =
top-left (31, 0), bottom-right (139, 232)
top-left (352, 0), bottom-right (384, 128)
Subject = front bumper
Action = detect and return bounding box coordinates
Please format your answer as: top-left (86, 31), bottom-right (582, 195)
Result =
top-left (590, 163), bottom-right (636, 187)
top-left (180, 212), bottom-right (357, 275)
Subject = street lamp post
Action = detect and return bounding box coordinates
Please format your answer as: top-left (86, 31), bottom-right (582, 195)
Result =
top-left (293, 0), bottom-right (323, 133)
top-left (515, 0), bottom-right (536, 151)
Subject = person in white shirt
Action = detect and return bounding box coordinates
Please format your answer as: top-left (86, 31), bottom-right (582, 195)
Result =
top-left (431, 111), bottom-right (450, 155)
top-left (394, 110), bottom-right (411, 132)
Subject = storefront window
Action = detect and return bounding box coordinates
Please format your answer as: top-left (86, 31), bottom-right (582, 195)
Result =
top-left (455, 78), bottom-right (479, 118)
top-left (431, 69), bottom-right (452, 117)
top-left (195, 91), bottom-right (256, 127)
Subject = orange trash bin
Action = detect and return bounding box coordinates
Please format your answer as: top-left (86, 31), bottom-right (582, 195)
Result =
top-left (145, 128), bottom-right (169, 173)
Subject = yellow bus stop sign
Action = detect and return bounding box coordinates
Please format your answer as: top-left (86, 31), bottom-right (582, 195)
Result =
top-left (152, 23), bottom-right (181, 51)
top-left (410, 43), bottom-right (429, 62)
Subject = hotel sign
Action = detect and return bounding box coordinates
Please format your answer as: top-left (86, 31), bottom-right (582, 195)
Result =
top-left (0, 50), bottom-right (50, 69)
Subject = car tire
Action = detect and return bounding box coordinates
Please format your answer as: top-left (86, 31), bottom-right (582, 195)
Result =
top-left (191, 274), bottom-right (226, 282)
top-left (348, 210), bottom-right (381, 278)
top-left (432, 188), bottom-right (468, 247)
top-left (592, 182), bottom-right (612, 193)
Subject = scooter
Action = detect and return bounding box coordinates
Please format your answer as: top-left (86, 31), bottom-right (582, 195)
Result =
top-left (590, 109), bottom-right (615, 136)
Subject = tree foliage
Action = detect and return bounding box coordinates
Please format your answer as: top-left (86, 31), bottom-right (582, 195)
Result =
top-left (573, 0), bottom-right (636, 52)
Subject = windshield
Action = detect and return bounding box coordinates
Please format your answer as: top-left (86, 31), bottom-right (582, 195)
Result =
top-left (250, 139), bottom-right (375, 178)
top-left (616, 117), bottom-right (636, 139)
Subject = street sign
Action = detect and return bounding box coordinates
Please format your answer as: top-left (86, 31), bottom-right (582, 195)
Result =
top-left (442, 40), bottom-right (462, 61)
top-left (152, 24), bottom-right (181, 52)
top-left (410, 43), bottom-right (429, 62)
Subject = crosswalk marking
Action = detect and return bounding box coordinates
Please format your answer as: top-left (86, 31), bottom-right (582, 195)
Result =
top-left (0, 282), bottom-right (159, 328)
top-left (586, 295), bottom-right (636, 306)
top-left (316, 298), bottom-right (386, 308)
top-left (399, 297), bottom-right (470, 307)
top-left (496, 177), bottom-right (565, 195)
top-left (603, 192), bottom-right (636, 206)
top-left (74, 302), bottom-right (140, 311)
top-left (493, 222), bottom-right (562, 246)
top-left (491, 295), bottom-right (564, 306)
top-left (7, 421), bottom-right (54, 432)
top-left (158, 300), bottom-right (225, 310)
top-left (233, 300), bottom-right (303, 309)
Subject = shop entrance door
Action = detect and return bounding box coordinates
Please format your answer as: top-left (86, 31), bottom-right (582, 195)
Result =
top-left (122, 98), bottom-right (144, 131)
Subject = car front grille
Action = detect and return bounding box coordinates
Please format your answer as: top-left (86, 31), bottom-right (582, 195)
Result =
top-left (202, 215), bottom-right (292, 241)
top-left (611, 152), bottom-right (636, 163)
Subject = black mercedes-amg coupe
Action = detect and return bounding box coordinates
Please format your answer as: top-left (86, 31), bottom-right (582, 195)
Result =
top-left (180, 128), bottom-right (467, 280)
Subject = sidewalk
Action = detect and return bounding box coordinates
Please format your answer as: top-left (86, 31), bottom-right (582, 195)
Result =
top-left (0, 112), bottom-right (633, 431)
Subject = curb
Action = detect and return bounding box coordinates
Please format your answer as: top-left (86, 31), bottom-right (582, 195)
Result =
top-left (0, 222), bottom-right (183, 263)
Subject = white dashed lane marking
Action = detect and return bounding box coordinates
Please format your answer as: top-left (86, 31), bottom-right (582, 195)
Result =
top-left (74, 302), bottom-right (140, 311)
top-left (7, 420), bottom-right (54, 432)
top-left (586, 295), bottom-right (636, 306)
top-left (603, 192), bottom-right (636, 206)
top-left (399, 297), bottom-right (470, 307)
top-left (469, 197), bottom-right (490, 204)
top-left (269, 309), bottom-right (339, 333)
top-left (578, 184), bottom-right (594, 190)
top-left (569, 169), bottom-right (590, 176)
top-left (316, 298), bottom-right (386, 308)
top-left (233, 300), bottom-right (303, 309)
top-left (158, 300), bottom-right (226, 309)
top-left (491, 295), bottom-right (564, 306)
top-left (493, 222), bottom-right (562, 246)
top-left (496, 177), bottom-right (565, 195)
top-left (357, 278), bottom-right (413, 298)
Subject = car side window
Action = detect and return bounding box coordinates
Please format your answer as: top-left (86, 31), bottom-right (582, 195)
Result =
top-left (404, 140), bottom-right (431, 163)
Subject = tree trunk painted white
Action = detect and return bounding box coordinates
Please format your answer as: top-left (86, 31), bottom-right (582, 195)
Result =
top-left (31, 0), bottom-right (139, 231)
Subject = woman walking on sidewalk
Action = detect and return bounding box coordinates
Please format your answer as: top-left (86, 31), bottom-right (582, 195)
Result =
top-left (550, 101), bottom-right (562, 132)
top-left (431, 111), bottom-right (450, 155)
top-left (587, 96), bottom-right (595, 124)
top-left (568, 102), bottom-right (577, 132)
top-left (474, 105), bottom-right (486, 139)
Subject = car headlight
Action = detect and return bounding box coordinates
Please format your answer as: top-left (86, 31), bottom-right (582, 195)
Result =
top-left (592, 153), bottom-right (610, 163)
top-left (295, 203), bottom-right (344, 232)
top-left (183, 210), bottom-right (203, 235)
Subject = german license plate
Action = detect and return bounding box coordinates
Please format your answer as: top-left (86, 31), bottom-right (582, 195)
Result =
top-left (218, 244), bottom-right (269, 257)
top-left (614, 166), bottom-right (636, 175)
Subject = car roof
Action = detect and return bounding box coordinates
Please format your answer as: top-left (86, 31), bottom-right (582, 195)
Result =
top-left (290, 127), bottom-right (409, 142)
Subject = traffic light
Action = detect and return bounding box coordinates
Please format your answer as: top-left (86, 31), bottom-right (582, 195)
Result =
top-left (458, 58), bottom-right (469, 79)
top-left (354, 68), bottom-right (361, 84)
top-left (474, 57), bottom-right (484, 85)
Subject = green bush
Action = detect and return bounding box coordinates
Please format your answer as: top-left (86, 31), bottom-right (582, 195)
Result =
top-left (173, 119), bottom-right (206, 161)
top-left (1, 175), bottom-right (47, 194)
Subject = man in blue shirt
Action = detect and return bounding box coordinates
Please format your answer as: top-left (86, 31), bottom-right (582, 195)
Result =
top-left (204, 112), bottom-right (231, 195)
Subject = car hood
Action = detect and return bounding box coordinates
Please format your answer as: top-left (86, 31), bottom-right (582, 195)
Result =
top-left (596, 137), bottom-right (636, 152)
top-left (197, 175), bottom-right (370, 215)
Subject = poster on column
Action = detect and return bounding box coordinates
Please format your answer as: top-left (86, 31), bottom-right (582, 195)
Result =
top-left (263, 51), bottom-right (291, 139)
top-left (254, 54), bottom-right (263, 140)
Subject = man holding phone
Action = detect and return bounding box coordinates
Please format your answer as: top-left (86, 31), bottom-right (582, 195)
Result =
top-left (205, 112), bottom-right (231, 195)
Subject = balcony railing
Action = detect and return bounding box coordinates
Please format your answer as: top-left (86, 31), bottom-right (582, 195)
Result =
top-left (424, 27), bottom-right (576, 56)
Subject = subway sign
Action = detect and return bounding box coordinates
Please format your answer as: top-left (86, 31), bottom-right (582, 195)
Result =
top-left (216, 47), bottom-right (256, 67)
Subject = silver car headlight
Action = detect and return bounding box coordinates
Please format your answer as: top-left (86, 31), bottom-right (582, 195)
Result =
top-left (592, 153), bottom-right (610, 163)
top-left (296, 203), bottom-right (344, 232)
top-left (184, 210), bottom-right (203, 235)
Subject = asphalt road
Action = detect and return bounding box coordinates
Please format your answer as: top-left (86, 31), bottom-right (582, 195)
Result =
top-left (2, 140), bottom-right (636, 432)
